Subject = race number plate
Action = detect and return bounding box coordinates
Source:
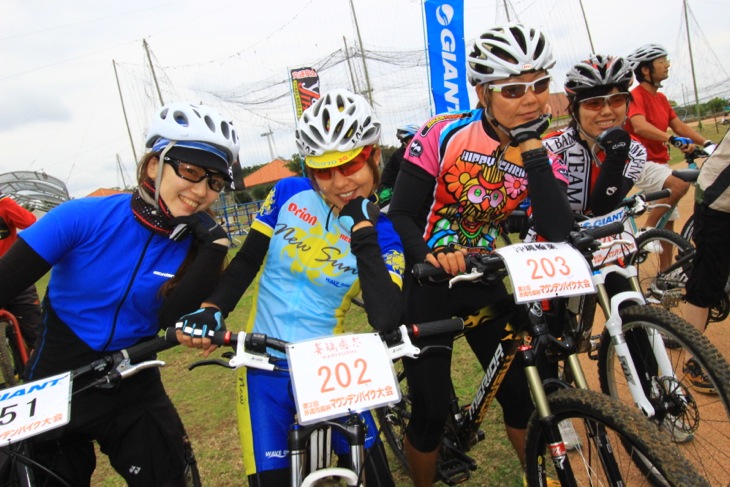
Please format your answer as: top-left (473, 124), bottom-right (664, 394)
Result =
top-left (286, 333), bottom-right (400, 425)
top-left (577, 207), bottom-right (637, 267)
top-left (0, 372), bottom-right (71, 444)
top-left (495, 241), bottom-right (595, 303)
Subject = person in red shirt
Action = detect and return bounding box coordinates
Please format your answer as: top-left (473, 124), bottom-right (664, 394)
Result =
top-left (0, 193), bottom-right (41, 346)
top-left (625, 43), bottom-right (713, 234)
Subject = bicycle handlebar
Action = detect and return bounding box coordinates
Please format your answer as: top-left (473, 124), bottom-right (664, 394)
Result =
top-left (162, 318), bottom-right (465, 371)
top-left (414, 223), bottom-right (626, 285)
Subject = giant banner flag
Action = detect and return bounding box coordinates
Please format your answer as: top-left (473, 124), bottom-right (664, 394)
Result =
top-left (290, 67), bottom-right (321, 120)
top-left (423, 0), bottom-right (470, 114)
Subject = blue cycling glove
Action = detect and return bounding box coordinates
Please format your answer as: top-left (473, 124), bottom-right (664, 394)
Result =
top-left (176, 307), bottom-right (225, 338)
top-left (669, 135), bottom-right (693, 150)
top-left (339, 196), bottom-right (380, 232)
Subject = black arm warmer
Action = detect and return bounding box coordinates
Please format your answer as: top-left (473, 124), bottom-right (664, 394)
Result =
top-left (0, 238), bottom-right (51, 308)
top-left (350, 226), bottom-right (402, 332)
top-left (589, 156), bottom-right (633, 216)
top-left (158, 242), bottom-right (228, 328)
top-left (522, 148), bottom-right (574, 241)
top-left (206, 228), bottom-right (270, 317)
top-left (388, 162), bottom-right (437, 266)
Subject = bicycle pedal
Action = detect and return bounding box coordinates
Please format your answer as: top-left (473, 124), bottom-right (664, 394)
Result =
top-left (587, 335), bottom-right (601, 360)
top-left (437, 458), bottom-right (472, 485)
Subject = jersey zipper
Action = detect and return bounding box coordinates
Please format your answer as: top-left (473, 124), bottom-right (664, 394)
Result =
top-left (101, 232), bottom-right (155, 351)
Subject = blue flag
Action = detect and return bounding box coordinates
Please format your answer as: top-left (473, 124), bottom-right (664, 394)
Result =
top-left (423, 0), bottom-right (470, 114)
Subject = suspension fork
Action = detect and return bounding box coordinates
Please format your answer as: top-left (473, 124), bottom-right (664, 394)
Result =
top-left (594, 265), bottom-right (682, 417)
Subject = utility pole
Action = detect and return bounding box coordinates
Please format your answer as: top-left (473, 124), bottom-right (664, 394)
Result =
top-left (683, 0), bottom-right (703, 129)
top-left (260, 126), bottom-right (275, 161)
top-left (112, 60), bottom-right (138, 163)
top-left (143, 39), bottom-right (165, 106)
top-left (349, 0), bottom-right (373, 105)
top-left (116, 154), bottom-right (129, 189)
top-left (343, 37), bottom-right (359, 94)
top-left (578, 0), bottom-right (596, 53)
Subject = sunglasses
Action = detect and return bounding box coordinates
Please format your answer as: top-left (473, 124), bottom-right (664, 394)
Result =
top-left (164, 157), bottom-right (227, 192)
top-left (488, 75), bottom-right (551, 99)
top-left (579, 92), bottom-right (630, 111)
top-left (310, 146), bottom-right (372, 181)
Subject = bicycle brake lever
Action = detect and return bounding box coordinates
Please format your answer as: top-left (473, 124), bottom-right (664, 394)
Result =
top-left (116, 359), bottom-right (166, 379)
top-left (448, 269), bottom-right (484, 288)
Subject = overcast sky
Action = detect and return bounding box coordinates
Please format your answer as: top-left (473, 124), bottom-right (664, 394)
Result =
top-left (1, 0), bottom-right (728, 198)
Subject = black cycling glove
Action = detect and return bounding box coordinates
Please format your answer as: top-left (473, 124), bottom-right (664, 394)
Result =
top-left (596, 127), bottom-right (631, 161)
top-left (339, 196), bottom-right (380, 232)
top-left (176, 306), bottom-right (226, 338)
top-left (170, 212), bottom-right (227, 245)
top-left (508, 114), bottom-right (551, 144)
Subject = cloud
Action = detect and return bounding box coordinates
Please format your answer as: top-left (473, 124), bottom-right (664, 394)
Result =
top-left (0, 87), bottom-right (71, 132)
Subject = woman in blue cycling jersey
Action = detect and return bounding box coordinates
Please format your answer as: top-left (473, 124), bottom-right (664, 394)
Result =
top-left (177, 89), bottom-right (403, 487)
top-left (0, 102), bottom-right (238, 486)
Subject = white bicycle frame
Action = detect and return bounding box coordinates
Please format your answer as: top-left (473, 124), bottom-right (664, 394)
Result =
top-left (589, 239), bottom-right (687, 418)
top-left (224, 326), bottom-right (421, 487)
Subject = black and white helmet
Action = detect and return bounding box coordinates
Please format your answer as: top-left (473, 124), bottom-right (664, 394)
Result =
top-left (467, 23), bottom-right (555, 86)
top-left (295, 89), bottom-right (381, 167)
top-left (145, 102), bottom-right (240, 166)
top-left (564, 55), bottom-right (634, 96)
top-left (627, 43), bottom-right (669, 69)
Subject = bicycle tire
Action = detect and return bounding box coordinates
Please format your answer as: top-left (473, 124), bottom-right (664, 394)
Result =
top-left (374, 360), bottom-right (409, 472)
top-left (630, 228), bottom-right (694, 316)
top-left (597, 304), bottom-right (730, 486)
top-left (524, 388), bottom-right (707, 487)
top-left (680, 214), bottom-right (695, 244)
top-left (0, 322), bottom-right (18, 388)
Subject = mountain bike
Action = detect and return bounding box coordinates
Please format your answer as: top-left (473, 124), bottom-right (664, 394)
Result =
top-left (166, 319), bottom-right (464, 487)
top-left (376, 223), bottom-right (707, 486)
top-left (0, 309), bottom-right (31, 388)
top-left (630, 150), bottom-right (730, 323)
top-left (0, 337), bottom-right (201, 487)
top-left (560, 206), bottom-right (730, 485)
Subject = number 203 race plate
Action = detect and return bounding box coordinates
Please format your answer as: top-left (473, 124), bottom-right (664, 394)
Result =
top-left (0, 372), bottom-right (71, 444)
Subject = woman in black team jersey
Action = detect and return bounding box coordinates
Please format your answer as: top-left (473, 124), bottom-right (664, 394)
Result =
top-left (542, 54), bottom-right (646, 217)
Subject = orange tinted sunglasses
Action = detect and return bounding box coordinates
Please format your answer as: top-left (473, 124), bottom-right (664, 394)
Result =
top-left (311, 146), bottom-right (373, 180)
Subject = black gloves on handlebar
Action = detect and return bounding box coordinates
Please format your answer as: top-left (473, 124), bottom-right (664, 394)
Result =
top-left (176, 306), bottom-right (226, 338)
top-left (596, 127), bottom-right (631, 161)
top-left (339, 196), bottom-right (380, 233)
top-left (170, 212), bottom-right (228, 245)
top-left (508, 114), bottom-right (551, 144)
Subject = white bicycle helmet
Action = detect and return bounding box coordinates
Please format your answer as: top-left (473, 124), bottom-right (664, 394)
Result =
top-left (396, 124), bottom-right (420, 142)
top-left (145, 102), bottom-right (240, 169)
top-left (627, 43), bottom-right (669, 69)
top-left (295, 89), bottom-right (381, 168)
top-left (467, 23), bottom-right (555, 86)
top-left (564, 55), bottom-right (634, 96)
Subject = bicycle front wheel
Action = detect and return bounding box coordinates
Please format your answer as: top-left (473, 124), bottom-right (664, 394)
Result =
top-left (630, 228), bottom-right (694, 316)
top-left (0, 322), bottom-right (18, 388)
top-left (374, 360), bottom-right (410, 472)
top-left (524, 388), bottom-right (707, 486)
top-left (598, 304), bottom-right (730, 486)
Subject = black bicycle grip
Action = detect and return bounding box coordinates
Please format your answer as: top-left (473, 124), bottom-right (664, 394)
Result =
top-left (583, 221), bottom-right (626, 240)
top-left (164, 326), bottom-right (236, 346)
top-left (409, 318), bottom-right (464, 338)
top-left (124, 336), bottom-right (178, 363)
top-left (642, 189), bottom-right (671, 202)
top-left (412, 262), bottom-right (445, 280)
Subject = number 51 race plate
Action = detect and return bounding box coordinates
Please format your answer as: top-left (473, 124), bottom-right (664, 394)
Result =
top-left (287, 333), bottom-right (400, 425)
top-left (0, 372), bottom-right (71, 444)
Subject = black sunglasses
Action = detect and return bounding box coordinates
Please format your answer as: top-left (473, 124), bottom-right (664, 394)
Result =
top-left (163, 157), bottom-right (227, 192)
